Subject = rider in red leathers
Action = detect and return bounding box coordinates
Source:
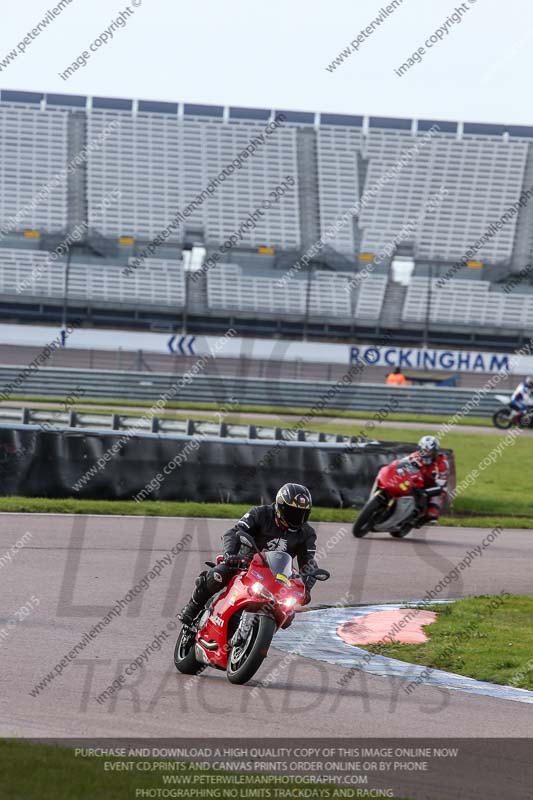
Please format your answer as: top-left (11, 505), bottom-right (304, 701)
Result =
top-left (396, 435), bottom-right (449, 525)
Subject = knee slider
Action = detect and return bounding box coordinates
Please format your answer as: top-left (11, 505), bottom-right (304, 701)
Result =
top-left (207, 566), bottom-right (226, 590)
top-left (195, 572), bottom-right (207, 589)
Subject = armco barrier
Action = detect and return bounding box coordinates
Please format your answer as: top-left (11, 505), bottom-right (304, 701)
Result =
top-left (0, 425), bottom-right (455, 509)
top-left (0, 365), bottom-right (504, 416)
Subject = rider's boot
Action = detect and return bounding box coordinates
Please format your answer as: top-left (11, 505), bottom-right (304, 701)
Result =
top-left (178, 573), bottom-right (210, 627)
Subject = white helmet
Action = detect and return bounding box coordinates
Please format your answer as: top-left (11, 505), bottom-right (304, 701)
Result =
top-left (418, 435), bottom-right (439, 465)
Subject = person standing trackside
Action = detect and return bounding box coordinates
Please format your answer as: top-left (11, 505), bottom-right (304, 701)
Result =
top-left (386, 367), bottom-right (407, 386)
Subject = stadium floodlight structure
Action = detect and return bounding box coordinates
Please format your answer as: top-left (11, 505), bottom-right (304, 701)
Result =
top-left (422, 263), bottom-right (434, 350)
top-left (39, 231), bottom-right (115, 335)
top-left (181, 226), bottom-right (206, 334)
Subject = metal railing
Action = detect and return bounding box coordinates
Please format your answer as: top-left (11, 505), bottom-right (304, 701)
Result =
top-left (0, 365), bottom-right (501, 417)
top-left (0, 405), bottom-right (374, 444)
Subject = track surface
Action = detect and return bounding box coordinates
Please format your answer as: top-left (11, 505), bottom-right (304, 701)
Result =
top-left (1, 514), bottom-right (532, 740)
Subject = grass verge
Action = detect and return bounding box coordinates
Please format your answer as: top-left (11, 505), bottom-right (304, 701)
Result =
top-left (0, 496), bottom-right (531, 528)
top-left (2, 405), bottom-right (533, 522)
top-left (363, 595), bottom-right (533, 690)
top-left (5, 394), bottom-right (491, 427)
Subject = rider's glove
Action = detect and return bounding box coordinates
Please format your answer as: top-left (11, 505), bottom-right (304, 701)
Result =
top-left (223, 553), bottom-right (251, 570)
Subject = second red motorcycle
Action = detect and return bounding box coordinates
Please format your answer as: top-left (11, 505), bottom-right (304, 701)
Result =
top-left (352, 458), bottom-right (443, 539)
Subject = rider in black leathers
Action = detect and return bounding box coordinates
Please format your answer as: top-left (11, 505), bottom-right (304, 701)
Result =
top-left (179, 483), bottom-right (318, 626)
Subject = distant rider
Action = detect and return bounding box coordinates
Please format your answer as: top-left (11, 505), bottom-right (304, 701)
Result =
top-left (510, 376), bottom-right (533, 423)
top-left (179, 483), bottom-right (318, 626)
top-left (395, 435), bottom-right (449, 525)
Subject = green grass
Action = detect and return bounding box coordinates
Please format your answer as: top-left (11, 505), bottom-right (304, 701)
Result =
top-left (362, 595), bottom-right (533, 690)
top-left (6, 394), bottom-right (491, 426)
top-left (233, 418), bottom-right (533, 521)
top-left (0, 740), bottom-right (410, 800)
top-left (4, 400), bottom-right (533, 524)
top-left (298, 423), bottom-right (533, 520)
top-left (0, 496), bottom-right (532, 528)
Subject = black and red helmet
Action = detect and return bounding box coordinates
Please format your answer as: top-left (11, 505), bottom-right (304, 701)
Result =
top-left (275, 483), bottom-right (312, 530)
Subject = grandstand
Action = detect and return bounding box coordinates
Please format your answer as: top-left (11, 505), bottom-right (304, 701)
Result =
top-left (1, 89), bottom-right (533, 347)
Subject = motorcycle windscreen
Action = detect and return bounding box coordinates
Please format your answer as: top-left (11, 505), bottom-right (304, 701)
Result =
top-left (264, 551), bottom-right (293, 579)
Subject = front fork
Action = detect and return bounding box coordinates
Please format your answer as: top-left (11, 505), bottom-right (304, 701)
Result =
top-left (373, 488), bottom-right (393, 509)
top-left (230, 611), bottom-right (257, 647)
top-left (230, 608), bottom-right (277, 647)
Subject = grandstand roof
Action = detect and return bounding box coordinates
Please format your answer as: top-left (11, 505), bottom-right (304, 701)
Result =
top-left (2, 89), bottom-right (532, 139)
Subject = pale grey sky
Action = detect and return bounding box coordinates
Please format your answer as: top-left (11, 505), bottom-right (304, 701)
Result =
top-left (1, 0), bottom-right (531, 124)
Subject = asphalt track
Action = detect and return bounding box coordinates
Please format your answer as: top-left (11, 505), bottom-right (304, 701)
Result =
top-left (1, 513), bottom-right (532, 745)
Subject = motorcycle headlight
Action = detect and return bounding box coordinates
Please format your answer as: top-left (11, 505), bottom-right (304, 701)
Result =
top-left (250, 582), bottom-right (275, 601)
top-left (282, 596), bottom-right (297, 607)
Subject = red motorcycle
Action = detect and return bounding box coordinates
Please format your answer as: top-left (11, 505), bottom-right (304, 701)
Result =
top-left (352, 459), bottom-right (443, 539)
top-left (174, 532), bottom-right (330, 685)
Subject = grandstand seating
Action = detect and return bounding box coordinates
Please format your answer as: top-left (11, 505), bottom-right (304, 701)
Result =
top-left (207, 265), bottom-right (353, 317)
top-left (207, 264), bottom-right (304, 315)
top-left (1, 94), bottom-right (531, 271)
top-left (316, 126), bottom-right (362, 254)
top-left (309, 271), bottom-right (352, 316)
top-left (87, 110), bottom-right (301, 249)
top-left (354, 274), bottom-right (388, 319)
top-left (87, 110), bottom-right (181, 242)
top-left (2, 91), bottom-right (533, 337)
top-left (0, 104), bottom-right (69, 234)
top-left (86, 106), bottom-right (531, 266)
top-left (360, 129), bottom-right (528, 263)
top-left (0, 248), bottom-right (185, 309)
top-left (1, 241), bottom-right (533, 331)
top-left (69, 258), bottom-right (185, 308)
top-left (402, 277), bottom-right (533, 328)
top-left (0, 248), bottom-right (63, 298)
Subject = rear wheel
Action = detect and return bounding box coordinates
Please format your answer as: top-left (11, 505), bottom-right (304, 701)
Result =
top-left (174, 626), bottom-right (204, 675)
top-left (352, 494), bottom-right (388, 538)
top-left (493, 409), bottom-right (513, 429)
top-left (226, 615), bottom-right (276, 685)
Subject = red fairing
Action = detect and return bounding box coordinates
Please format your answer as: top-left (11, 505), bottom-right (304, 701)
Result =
top-left (376, 451), bottom-right (449, 498)
top-left (194, 553), bottom-right (306, 669)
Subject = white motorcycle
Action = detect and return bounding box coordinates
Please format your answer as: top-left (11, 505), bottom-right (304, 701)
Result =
top-left (492, 394), bottom-right (533, 429)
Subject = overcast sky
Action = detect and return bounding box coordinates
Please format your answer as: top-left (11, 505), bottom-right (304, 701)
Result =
top-left (1, 0), bottom-right (531, 125)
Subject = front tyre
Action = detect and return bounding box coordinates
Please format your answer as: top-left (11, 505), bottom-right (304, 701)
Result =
top-left (226, 615), bottom-right (276, 685)
top-left (174, 626), bottom-right (204, 675)
top-left (389, 528), bottom-right (411, 539)
top-left (492, 409), bottom-right (513, 429)
top-left (352, 494), bottom-right (387, 538)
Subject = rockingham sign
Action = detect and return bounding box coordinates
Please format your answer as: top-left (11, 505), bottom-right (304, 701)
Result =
top-left (0, 323), bottom-right (527, 375)
top-left (348, 345), bottom-right (510, 373)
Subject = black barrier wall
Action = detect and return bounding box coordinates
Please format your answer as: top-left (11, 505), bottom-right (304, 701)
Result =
top-left (0, 426), bottom-right (455, 508)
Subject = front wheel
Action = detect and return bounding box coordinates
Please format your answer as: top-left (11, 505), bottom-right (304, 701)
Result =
top-left (352, 493), bottom-right (388, 538)
top-left (174, 626), bottom-right (204, 675)
top-left (226, 615), bottom-right (276, 685)
top-left (389, 528), bottom-right (411, 539)
top-left (492, 408), bottom-right (513, 429)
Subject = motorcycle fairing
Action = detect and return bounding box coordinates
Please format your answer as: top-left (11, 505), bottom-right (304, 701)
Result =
top-left (373, 496), bottom-right (417, 533)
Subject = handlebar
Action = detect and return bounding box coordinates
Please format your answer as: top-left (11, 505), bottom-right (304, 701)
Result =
top-left (238, 532), bottom-right (268, 565)
top-left (238, 533), bottom-right (330, 581)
